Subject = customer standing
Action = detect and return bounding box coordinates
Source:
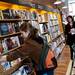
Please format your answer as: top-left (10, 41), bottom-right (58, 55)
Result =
top-left (65, 15), bottom-right (75, 60)
top-left (0, 22), bottom-right (57, 75)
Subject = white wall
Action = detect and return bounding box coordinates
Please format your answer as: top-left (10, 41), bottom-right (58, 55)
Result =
top-left (68, 0), bottom-right (75, 16)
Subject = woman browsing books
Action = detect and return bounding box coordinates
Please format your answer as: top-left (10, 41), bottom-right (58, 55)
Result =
top-left (0, 22), bottom-right (57, 75)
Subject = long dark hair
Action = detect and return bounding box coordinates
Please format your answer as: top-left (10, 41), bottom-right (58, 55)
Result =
top-left (66, 15), bottom-right (74, 23)
top-left (20, 22), bottom-right (38, 39)
top-left (20, 22), bottom-right (44, 44)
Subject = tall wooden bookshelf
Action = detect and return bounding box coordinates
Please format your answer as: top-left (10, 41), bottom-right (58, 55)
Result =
top-left (0, 1), bottom-right (65, 75)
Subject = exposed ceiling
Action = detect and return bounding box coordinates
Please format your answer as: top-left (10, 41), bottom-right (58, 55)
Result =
top-left (22, 0), bottom-right (57, 6)
top-left (1, 0), bottom-right (66, 9)
top-left (22, 0), bottom-right (65, 8)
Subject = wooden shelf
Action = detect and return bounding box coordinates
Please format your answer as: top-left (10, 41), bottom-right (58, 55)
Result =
top-left (41, 31), bottom-right (49, 35)
top-left (56, 41), bottom-right (63, 48)
top-left (0, 19), bottom-right (30, 23)
top-left (31, 19), bottom-right (38, 21)
top-left (0, 32), bottom-right (21, 40)
top-left (52, 33), bottom-right (63, 42)
top-left (1, 44), bottom-right (24, 56)
top-left (56, 44), bottom-right (65, 58)
top-left (39, 22), bottom-right (48, 24)
top-left (5, 56), bottom-right (29, 75)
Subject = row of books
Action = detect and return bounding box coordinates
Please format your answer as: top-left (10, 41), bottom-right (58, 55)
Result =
top-left (50, 32), bottom-right (58, 39)
top-left (1, 57), bottom-right (32, 75)
top-left (0, 9), bottom-right (37, 20)
top-left (0, 23), bottom-right (20, 35)
top-left (1, 58), bottom-right (21, 70)
top-left (55, 43), bottom-right (65, 57)
top-left (0, 9), bottom-right (48, 22)
top-left (51, 34), bottom-right (65, 50)
top-left (12, 64), bottom-right (32, 75)
top-left (50, 26), bottom-right (59, 33)
top-left (48, 14), bottom-right (60, 35)
top-left (0, 36), bottom-right (20, 54)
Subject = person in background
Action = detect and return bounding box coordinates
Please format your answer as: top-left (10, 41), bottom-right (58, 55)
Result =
top-left (65, 15), bottom-right (75, 60)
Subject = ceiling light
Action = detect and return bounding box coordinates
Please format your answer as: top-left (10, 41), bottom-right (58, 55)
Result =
top-left (62, 6), bottom-right (67, 9)
top-left (54, 0), bottom-right (62, 5)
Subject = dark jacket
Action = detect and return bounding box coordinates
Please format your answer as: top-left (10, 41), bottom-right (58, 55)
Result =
top-left (65, 22), bottom-right (75, 45)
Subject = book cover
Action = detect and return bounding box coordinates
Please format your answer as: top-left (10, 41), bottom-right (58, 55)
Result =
top-left (8, 23), bottom-right (15, 34)
top-left (10, 36), bottom-right (20, 47)
top-left (12, 65), bottom-right (27, 75)
top-left (5, 38), bottom-right (15, 50)
top-left (24, 10), bottom-right (31, 19)
top-left (31, 11), bottom-right (37, 20)
top-left (14, 23), bottom-right (20, 32)
top-left (38, 14), bottom-right (42, 23)
top-left (1, 61), bottom-right (11, 70)
top-left (2, 9), bottom-right (11, 19)
top-left (39, 24), bottom-right (44, 34)
top-left (0, 23), bottom-right (9, 35)
top-left (11, 10), bottom-right (17, 19)
top-left (44, 34), bottom-right (51, 43)
top-left (2, 39), bottom-right (8, 54)
top-left (39, 24), bottom-right (48, 34)
top-left (43, 13), bottom-right (48, 22)
top-left (5, 36), bottom-right (20, 50)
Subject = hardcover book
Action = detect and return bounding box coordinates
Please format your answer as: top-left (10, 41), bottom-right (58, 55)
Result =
top-left (0, 23), bottom-right (9, 35)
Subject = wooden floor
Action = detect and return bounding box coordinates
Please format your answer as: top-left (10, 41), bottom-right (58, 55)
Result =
top-left (55, 45), bottom-right (71, 75)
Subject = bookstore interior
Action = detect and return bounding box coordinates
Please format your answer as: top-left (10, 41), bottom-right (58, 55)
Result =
top-left (0, 0), bottom-right (73, 75)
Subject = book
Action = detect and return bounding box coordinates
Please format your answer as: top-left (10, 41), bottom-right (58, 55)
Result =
top-left (39, 24), bottom-right (48, 34)
top-left (8, 23), bottom-right (15, 34)
top-left (1, 61), bottom-right (11, 70)
top-left (2, 39), bottom-right (8, 54)
top-left (0, 23), bottom-right (9, 35)
top-left (44, 34), bottom-right (51, 43)
top-left (14, 23), bottom-right (20, 32)
top-left (2, 9), bottom-right (12, 19)
top-left (0, 10), bottom-right (3, 19)
top-left (43, 13), bottom-right (48, 22)
top-left (3, 36), bottom-right (20, 50)
top-left (12, 65), bottom-right (27, 75)
top-left (0, 41), bottom-right (3, 54)
top-left (31, 21), bottom-right (39, 29)
top-left (11, 36), bottom-right (20, 47)
top-left (31, 11), bottom-right (37, 20)
top-left (11, 58), bottom-right (21, 67)
top-left (38, 14), bottom-right (42, 23)
top-left (27, 11), bottom-right (31, 20)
